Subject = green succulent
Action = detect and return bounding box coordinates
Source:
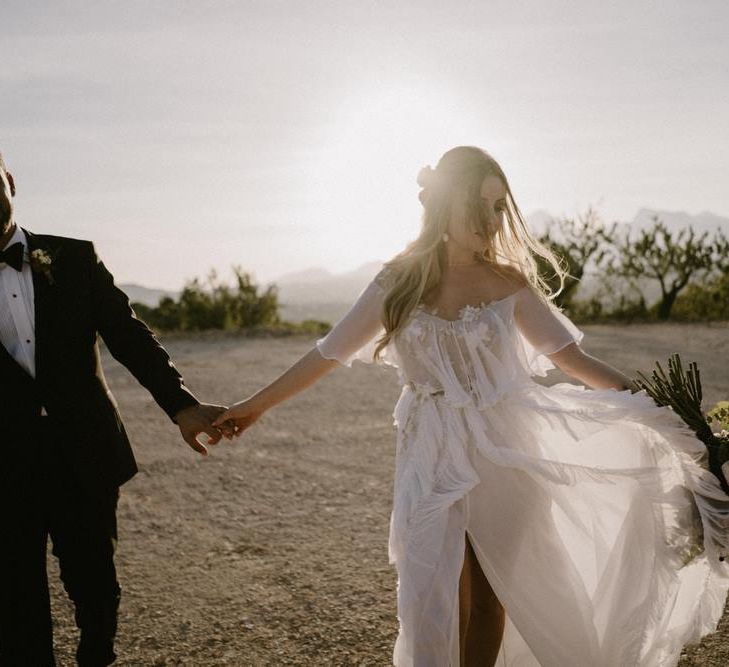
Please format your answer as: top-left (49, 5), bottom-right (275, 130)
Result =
top-left (633, 354), bottom-right (729, 496)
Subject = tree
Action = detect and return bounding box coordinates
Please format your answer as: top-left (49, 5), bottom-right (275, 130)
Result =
top-left (536, 207), bottom-right (616, 308)
top-left (603, 217), bottom-right (728, 320)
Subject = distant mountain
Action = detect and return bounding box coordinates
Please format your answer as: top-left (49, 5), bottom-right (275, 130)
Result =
top-left (120, 284), bottom-right (178, 307)
top-left (527, 208), bottom-right (729, 236)
top-left (630, 208), bottom-right (729, 235)
top-left (270, 261), bottom-right (383, 323)
top-left (273, 261), bottom-right (384, 304)
top-left (120, 207), bottom-right (729, 322)
top-left (272, 267), bottom-right (334, 284)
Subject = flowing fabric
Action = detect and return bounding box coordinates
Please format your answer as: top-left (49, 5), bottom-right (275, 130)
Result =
top-left (316, 277), bottom-right (729, 667)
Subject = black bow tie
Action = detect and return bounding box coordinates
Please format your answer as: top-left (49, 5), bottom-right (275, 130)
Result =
top-left (0, 242), bottom-right (24, 271)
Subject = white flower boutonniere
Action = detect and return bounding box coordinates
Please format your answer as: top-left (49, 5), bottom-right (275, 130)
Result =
top-left (30, 248), bottom-right (55, 284)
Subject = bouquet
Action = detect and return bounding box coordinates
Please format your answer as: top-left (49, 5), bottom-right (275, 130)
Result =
top-left (632, 354), bottom-right (729, 495)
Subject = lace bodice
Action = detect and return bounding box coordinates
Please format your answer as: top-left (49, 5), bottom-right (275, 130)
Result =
top-left (316, 277), bottom-right (584, 408)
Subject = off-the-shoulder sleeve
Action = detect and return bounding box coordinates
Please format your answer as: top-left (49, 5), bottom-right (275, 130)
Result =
top-left (513, 286), bottom-right (584, 376)
top-left (316, 279), bottom-right (393, 368)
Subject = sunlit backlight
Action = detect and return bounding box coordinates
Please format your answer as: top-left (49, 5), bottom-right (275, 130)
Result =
top-left (299, 82), bottom-right (489, 270)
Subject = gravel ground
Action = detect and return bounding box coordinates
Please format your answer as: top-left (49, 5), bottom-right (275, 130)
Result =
top-left (46, 322), bottom-right (729, 665)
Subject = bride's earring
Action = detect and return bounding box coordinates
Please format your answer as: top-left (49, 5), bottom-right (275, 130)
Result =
top-left (442, 232), bottom-right (449, 243)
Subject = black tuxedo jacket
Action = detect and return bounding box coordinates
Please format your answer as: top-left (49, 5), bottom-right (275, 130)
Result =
top-left (0, 229), bottom-right (199, 491)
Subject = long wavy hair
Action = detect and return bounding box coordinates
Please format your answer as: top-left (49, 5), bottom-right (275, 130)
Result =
top-left (373, 146), bottom-right (566, 360)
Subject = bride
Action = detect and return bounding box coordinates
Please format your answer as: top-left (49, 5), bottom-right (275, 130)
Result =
top-left (215, 146), bottom-right (729, 666)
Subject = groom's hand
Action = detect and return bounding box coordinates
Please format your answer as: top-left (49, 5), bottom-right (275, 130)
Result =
top-left (174, 403), bottom-right (233, 456)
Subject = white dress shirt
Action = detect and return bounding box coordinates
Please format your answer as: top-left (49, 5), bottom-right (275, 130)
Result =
top-left (0, 225), bottom-right (37, 377)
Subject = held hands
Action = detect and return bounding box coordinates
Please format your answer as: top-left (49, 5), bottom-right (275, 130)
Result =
top-left (174, 403), bottom-right (236, 456)
top-left (212, 398), bottom-right (264, 438)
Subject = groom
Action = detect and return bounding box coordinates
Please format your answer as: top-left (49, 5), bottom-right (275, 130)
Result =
top-left (0, 150), bottom-right (232, 666)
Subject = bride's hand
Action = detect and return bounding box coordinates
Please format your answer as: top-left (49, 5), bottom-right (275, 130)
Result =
top-left (212, 398), bottom-right (264, 437)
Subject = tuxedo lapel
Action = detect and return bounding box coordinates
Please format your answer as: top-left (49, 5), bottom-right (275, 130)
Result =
top-left (24, 229), bottom-right (56, 380)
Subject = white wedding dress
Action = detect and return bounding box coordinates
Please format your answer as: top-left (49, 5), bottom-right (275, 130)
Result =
top-left (316, 276), bottom-right (729, 667)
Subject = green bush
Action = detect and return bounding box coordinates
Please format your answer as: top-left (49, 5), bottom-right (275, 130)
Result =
top-left (130, 267), bottom-right (329, 333)
top-left (288, 319), bottom-right (332, 335)
top-left (671, 273), bottom-right (729, 321)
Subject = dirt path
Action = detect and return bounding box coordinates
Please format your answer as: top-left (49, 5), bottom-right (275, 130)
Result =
top-left (47, 323), bottom-right (729, 665)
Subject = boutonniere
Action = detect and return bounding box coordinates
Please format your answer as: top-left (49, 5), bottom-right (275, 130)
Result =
top-left (30, 248), bottom-right (55, 284)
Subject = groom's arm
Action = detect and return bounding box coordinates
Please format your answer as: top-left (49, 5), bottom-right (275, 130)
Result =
top-left (86, 241), bottom-right (199, 421)
top-left (85, 242), bottom-right (234, 451)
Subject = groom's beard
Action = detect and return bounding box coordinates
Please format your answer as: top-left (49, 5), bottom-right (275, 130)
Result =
top-left (0, 199), bottom-right (13, 237)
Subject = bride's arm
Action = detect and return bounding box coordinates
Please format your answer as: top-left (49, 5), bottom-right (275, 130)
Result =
top-left (214, 349), bottom-right (340, 433)
top-left (248, 349), bottom-right (340, 411)
top-left (547, 343), bottom-right (633, 391)
top-left (213, 279), bottom-right (386, 434)
top-left (513, 285), bottom-right (633, 392)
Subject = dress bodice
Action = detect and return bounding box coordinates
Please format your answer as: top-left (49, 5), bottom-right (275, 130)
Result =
top-left (316, 276), bottom-right (584, 409)
top-left (394, 291), bottom-right (548, 408)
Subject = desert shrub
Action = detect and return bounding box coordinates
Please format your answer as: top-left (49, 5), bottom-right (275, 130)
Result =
top-left (289, 319), bottom-right (332, 335)
top-left (565, 297), bottom-right (605, 322)
top-left (132, 297), bottom-right (183, 331)
top-left (709, 402), bottom-right (729, 431)
top-left (178, 277), bottom-right (231, 330)
top-left (130, 267), bottom-right (305, 332)
top-left (227, 268), bottom-right (280, 329)
top-left (130, 302), bottom-right (156, 325)
top-left (671, 272), bottom-right (729, 321)
top-left (565, 272), bottom-right (649, 323)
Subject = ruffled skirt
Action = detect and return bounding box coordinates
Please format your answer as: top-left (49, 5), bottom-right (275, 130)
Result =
top-left (388, 381), bottom-right (729, 666)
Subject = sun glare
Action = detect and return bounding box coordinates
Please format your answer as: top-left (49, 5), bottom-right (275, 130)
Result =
top-left (299, 83), bottom-right (487, 270)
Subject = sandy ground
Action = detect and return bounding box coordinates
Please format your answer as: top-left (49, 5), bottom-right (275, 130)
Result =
top-left (46, 322), bottom-right (729, 666)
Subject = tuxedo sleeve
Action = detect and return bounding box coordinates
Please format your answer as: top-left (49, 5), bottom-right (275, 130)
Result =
top-left (87, 242), bottom-right (199, 422)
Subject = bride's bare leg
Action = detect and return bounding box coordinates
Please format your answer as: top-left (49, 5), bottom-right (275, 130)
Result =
top-left (459, 540), bottom-right (472, 665)
top-left (459, 535), bottom-right (505, 667)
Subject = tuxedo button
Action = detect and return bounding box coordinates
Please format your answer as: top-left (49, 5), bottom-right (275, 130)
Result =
top-left (26, 339), bottom-right (31, 343)
top-left (12, 293), bottom-right (17, 298)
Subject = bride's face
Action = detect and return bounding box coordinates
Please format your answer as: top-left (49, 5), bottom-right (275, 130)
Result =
top-left (447, 174), bottom-right (507, 254)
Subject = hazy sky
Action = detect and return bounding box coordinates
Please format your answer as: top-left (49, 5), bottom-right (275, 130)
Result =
top-left (2, 1), bottom-right (728, 288)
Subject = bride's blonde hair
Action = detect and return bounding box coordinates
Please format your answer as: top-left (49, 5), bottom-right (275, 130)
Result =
top-left (374, 145), bottom-right (566, 360)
